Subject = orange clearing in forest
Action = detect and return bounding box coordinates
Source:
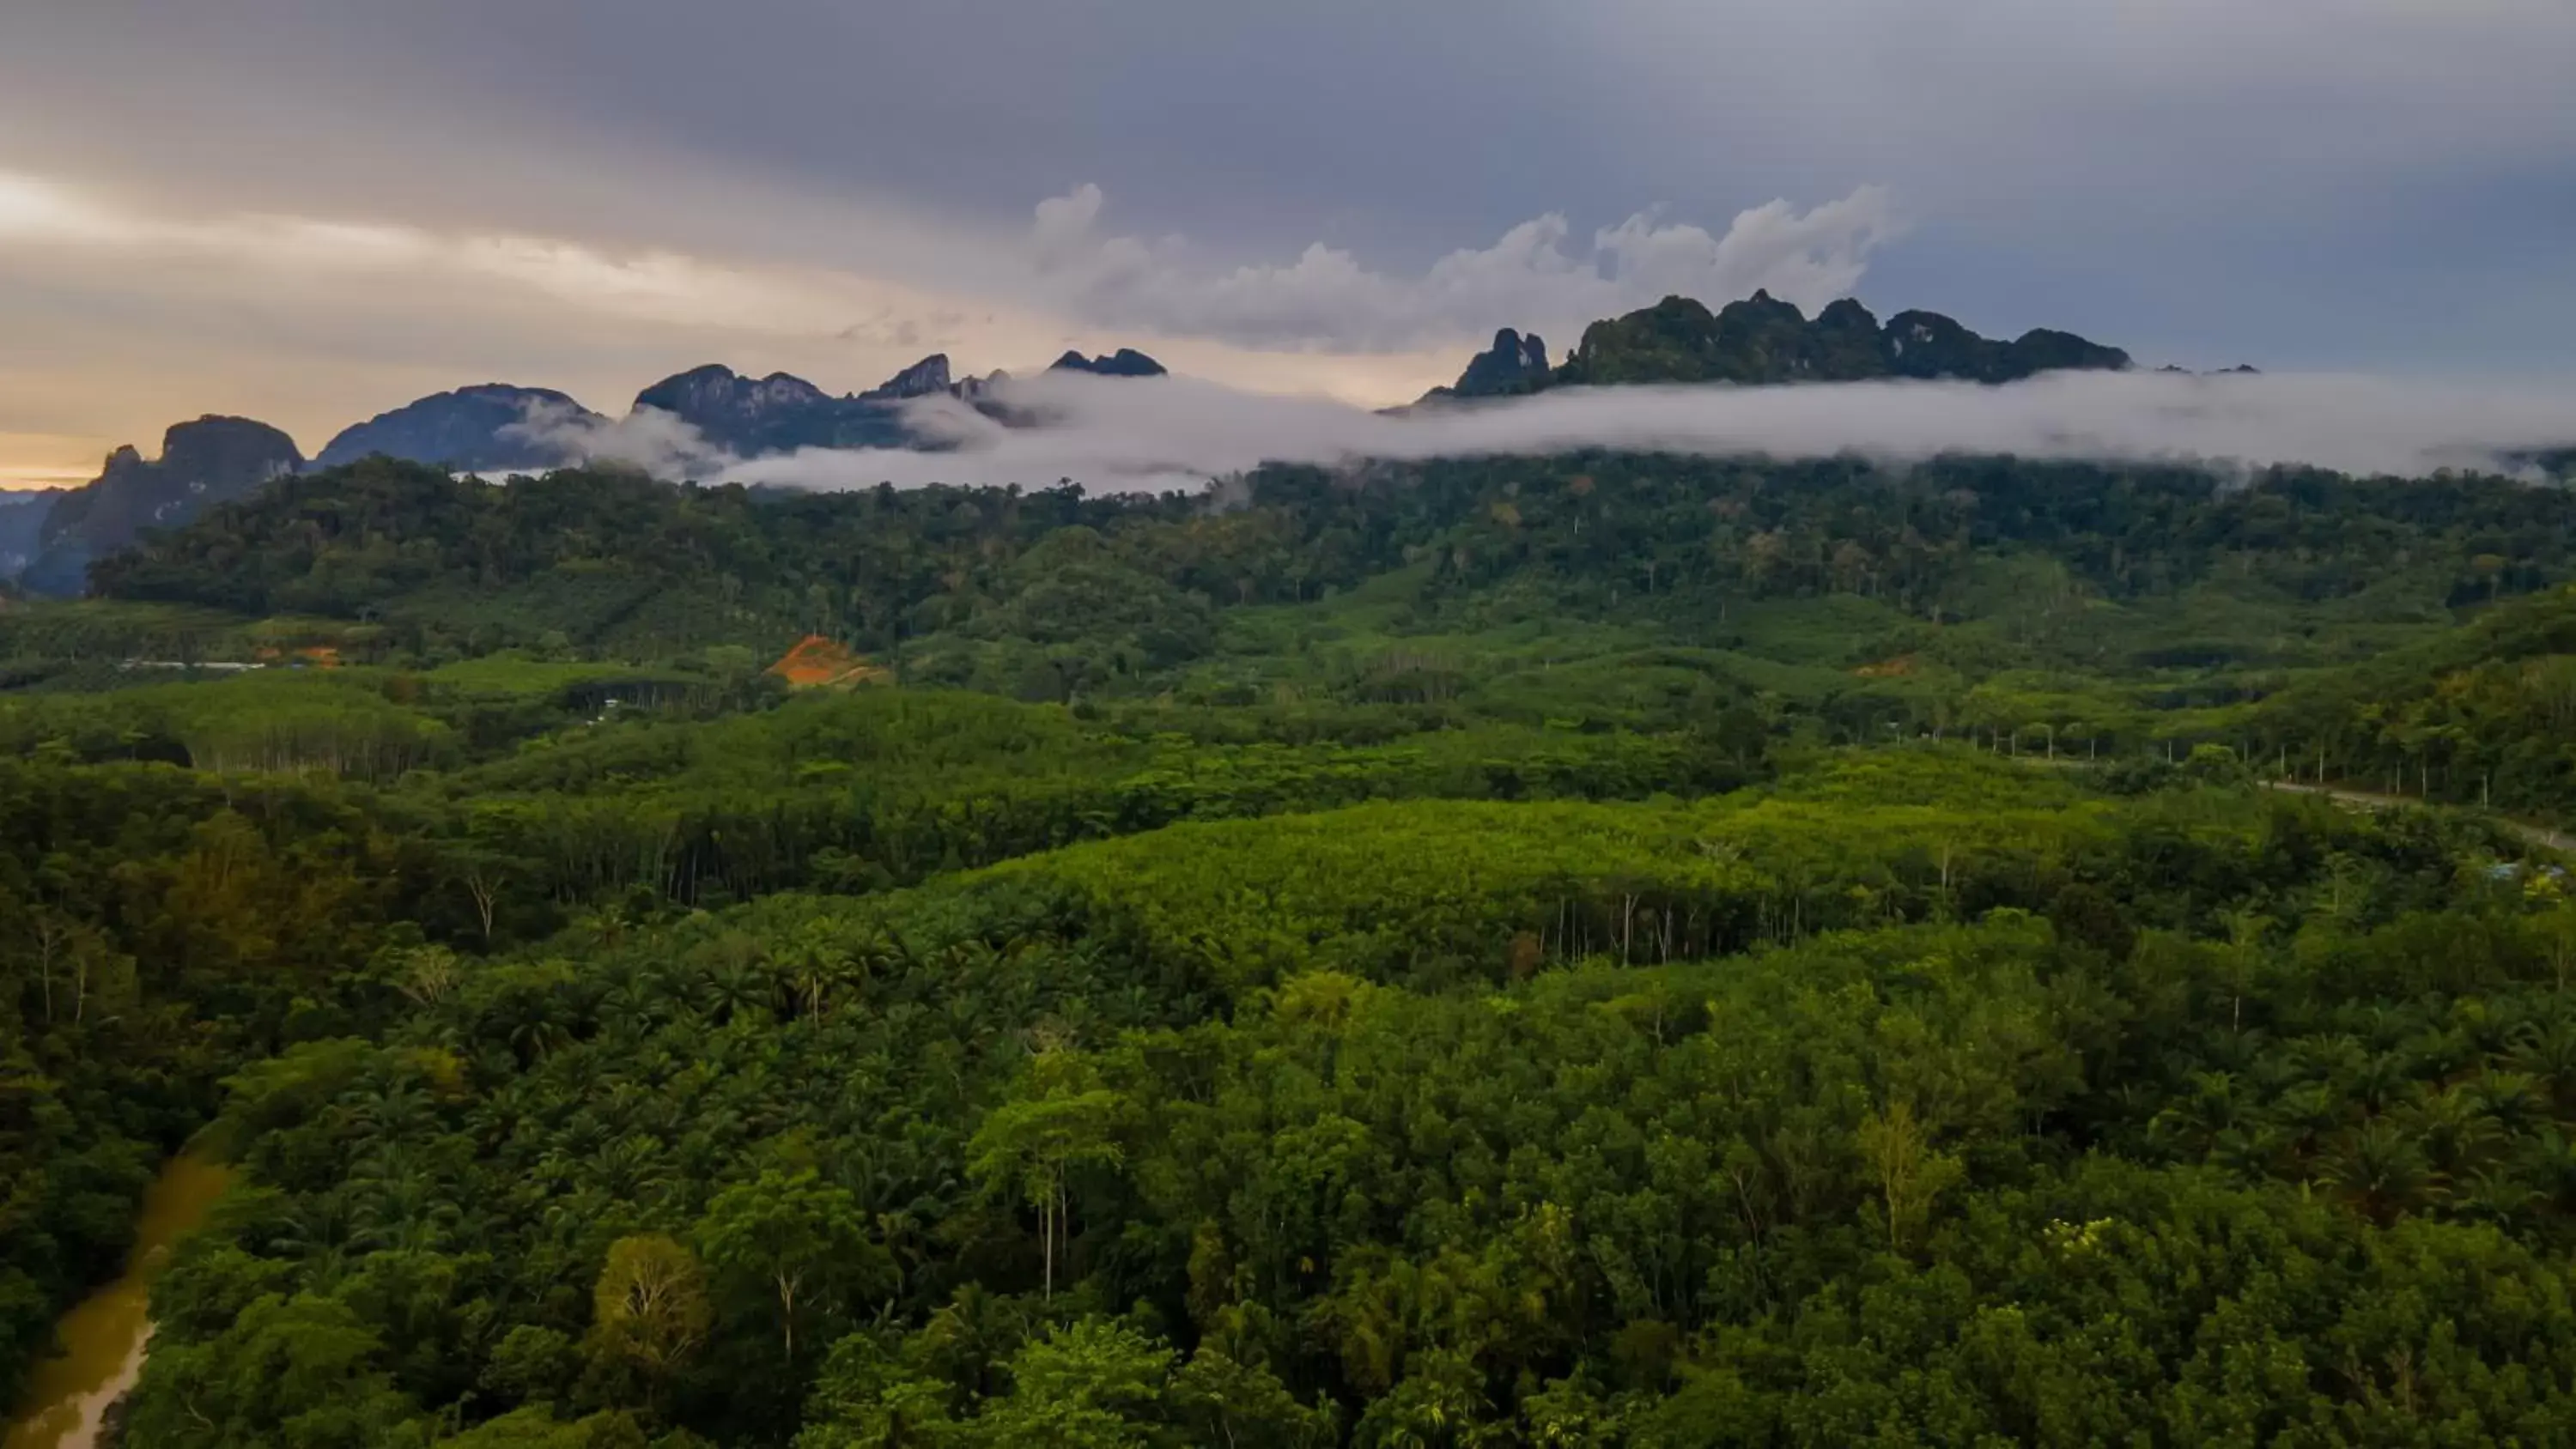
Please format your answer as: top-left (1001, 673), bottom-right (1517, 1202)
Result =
top-left (768, 635), bottom-right (890, 689)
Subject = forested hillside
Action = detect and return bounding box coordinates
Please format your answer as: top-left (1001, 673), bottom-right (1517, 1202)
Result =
top-left (75, 449), bottom-right (2576, 678)
top-left (56, 445), bottom-right (2576, 779)
top-left (8, 438), bottom-right (2576, 1445)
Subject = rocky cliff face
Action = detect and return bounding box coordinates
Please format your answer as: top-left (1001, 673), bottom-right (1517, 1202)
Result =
top-left (21, 416), bottom-right (302, 595)
top-left (316, 384), bottom-right (600, 472)
top-left (629, 365), bottom-right (861, 455)
top-left (862, 354), bottom-right (956, 400)
top-left (1452, 329), bottom-right (1554, 397)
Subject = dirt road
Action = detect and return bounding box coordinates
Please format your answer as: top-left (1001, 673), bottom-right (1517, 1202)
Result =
top-left (2264, 780), bottom-right (2576, 853)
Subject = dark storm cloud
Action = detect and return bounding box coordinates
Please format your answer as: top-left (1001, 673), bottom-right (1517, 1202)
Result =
top-left (0, 0), bottom-right (2570, 440)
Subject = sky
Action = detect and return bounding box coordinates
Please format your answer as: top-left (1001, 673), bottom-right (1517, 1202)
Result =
top-left (3, 0), bottom-right (2572, 488)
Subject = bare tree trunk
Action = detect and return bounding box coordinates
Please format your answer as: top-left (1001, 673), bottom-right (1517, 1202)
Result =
top-left (30, 914), bottom-right (65, 1028)
top-left (778, 1272), bottom-right (799, 1361)
top-left (465, 869), bottom-right (500, 944)
top-left (1042, 1172), bottom-right (1059, 1300)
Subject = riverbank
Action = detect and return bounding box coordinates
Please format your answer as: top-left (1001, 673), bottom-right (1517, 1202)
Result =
top-left (2, 1153), bottom-right (231, 1449)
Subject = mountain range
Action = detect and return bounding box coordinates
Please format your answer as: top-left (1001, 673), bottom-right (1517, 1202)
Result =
top-left (2, 293), bottom-right (2210, 597)
top-left (0, 345), bottom-right (1159, 595)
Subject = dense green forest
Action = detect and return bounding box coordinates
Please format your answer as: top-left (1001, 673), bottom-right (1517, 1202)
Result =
top-left (7, 442), bottom-right (2576, 1445)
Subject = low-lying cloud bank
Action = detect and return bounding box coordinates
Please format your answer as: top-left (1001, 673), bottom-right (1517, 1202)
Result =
top-left (530, 368), bottom-right (2576, 494)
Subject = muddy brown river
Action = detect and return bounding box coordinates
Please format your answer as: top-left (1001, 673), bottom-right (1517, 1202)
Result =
top-left (3, 1153), bottom-right (230, 1449)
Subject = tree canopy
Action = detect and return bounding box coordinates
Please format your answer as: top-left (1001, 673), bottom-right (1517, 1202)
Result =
top-left (9, 440), bottom-right (2576, 1444)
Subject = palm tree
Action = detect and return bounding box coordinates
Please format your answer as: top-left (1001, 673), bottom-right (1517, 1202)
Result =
top-left (2507, 1018), bottom-right (2576, 1116)
top-left (2451, 1164), bottom-right (2541, 1228)
top-left (2148, 1070), bottom-right (2242, 1156)
top-left (705, 955), bottom-right (772, 1027)
top-left (507, 1009), bottom-right (574, 1066)
top-left (783, 931), bottom-right (858, 1022)
top-left (2462, 1070), bottom-right (2546, 1133)
top-left (2316, 1119), bottom-right (2444, 1224)
top-left (2402, 1088), bottom-right (2505, 1182)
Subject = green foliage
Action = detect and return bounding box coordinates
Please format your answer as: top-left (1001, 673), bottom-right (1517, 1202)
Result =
top-left (0, 761), bottom-right (439, 1409)
top-left (70, 744), bottom-right (2573, 1444)
top-left (796, 1317), bottom-right (1330, 1449)
top-left (119, 1292), bottom-right (423, 1448)
top-left (27, 439), bottom-right (2576, 1444)
top-left (972, 754), bottom-right (2115, 991)
top-left (410, 688), bottom-right (1742, 911)
top-left (588, 1234), bottom-right (714, 1398)
top-left (2250, 584), bottom-right (2576, 816)
top-left (58, 445), bottom-right (2575, 750)
top-left (699, 1169), bottom-right (885, 1361)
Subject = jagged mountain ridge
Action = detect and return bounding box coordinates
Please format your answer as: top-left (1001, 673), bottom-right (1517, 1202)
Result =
top-left (1049, 349), bottom-right (1169, 378)
top-left (1429, 293), bottom-right (2134, 399)
top-left (7, 294), bottom-right (2258, 597)
top-left (1567, 292), bottom-right (2132, 386)
top-left (628, 364), bottom-right (869, 456)
top-left (623, 349), bottom-right (1170, 456)
top-left (309, 349), bottom-right (1158, 474)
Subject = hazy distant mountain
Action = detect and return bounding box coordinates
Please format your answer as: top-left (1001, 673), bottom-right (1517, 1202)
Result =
top-left (1048, 349), bottom-right (1168, 378)
top-left (951, 368), bottom-right (1010, 403)
top-left (628, 351), bottom-right (1169, 459)
top-left (280, 348), bottom-right (1170, 485)
top-left (317, 383), bottom-right (599, 472)
top-left (21, 416), bottom-right (302, 595)
top-left (630, 365), bottom-right (850, 455)
top-left (313, 359), bottom-right (960, 476)
top-left (629, 354), bottom-right (1005, 457)
top-left (0, 488), bottom-right (62, 581)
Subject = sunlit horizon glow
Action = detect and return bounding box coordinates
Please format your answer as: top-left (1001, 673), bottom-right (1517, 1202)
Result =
top-left (0, 431), bottom-right (123, 491)
top-left (0, 167), bottom-right (1469, 488)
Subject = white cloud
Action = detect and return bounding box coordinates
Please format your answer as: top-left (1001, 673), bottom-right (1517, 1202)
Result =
top-left (1030, 183), bottom-right (1905, 353)
top-left (501, 399), bottom-right (729, 480)
top-left (695, 368), bottom-right (2576, 494)
top-left (0, 168), bottom-right (988, 341)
